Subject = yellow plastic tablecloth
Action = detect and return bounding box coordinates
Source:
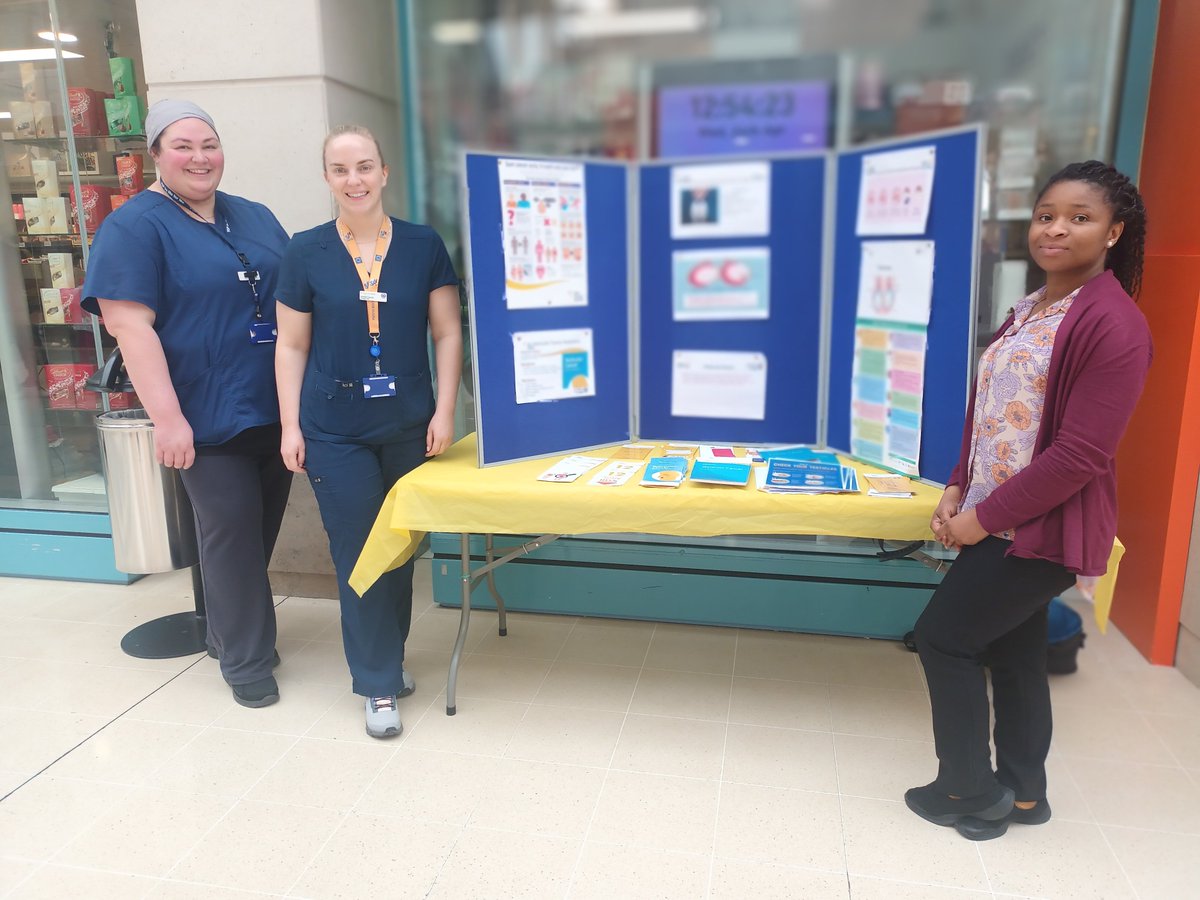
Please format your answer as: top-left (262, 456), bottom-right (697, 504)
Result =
top-left (349, 434), bottom-right (1122, 632)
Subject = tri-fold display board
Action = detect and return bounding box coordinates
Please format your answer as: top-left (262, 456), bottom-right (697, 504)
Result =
top-left (463, 125), bottom-right (981, 483)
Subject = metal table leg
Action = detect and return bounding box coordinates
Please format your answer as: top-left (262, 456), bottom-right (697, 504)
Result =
top-left (444, 532), bottom-right (561, 716)
top-left (485, 533), bottom-right (507, 637)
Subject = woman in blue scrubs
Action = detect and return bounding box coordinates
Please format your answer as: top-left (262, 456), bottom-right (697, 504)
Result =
top-left (275, 125), bottom-right (461, 739)
top-left (83, 101), bottom-right (292, 708)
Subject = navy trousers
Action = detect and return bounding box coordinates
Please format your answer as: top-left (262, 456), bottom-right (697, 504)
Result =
top-left (179, 448), bottom-right (292, 685)
top-left (304, 434), bottom-right (428, 697)
top-left (913, 536), bottom-right (1075, 802)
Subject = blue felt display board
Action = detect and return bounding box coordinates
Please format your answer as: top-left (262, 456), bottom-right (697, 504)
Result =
top-left (465, 153), bottom-right (632, 465)
top-left (637, 155), bottom-right (827, 443)
top-left (826, 127), bottom-right (982, 482)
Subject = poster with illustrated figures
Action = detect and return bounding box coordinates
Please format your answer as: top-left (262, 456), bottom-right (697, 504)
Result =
top-left (499, 158), bottom-right (588, 309)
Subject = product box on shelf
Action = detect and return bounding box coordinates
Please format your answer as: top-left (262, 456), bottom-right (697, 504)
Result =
top-left (5, 145), bottom-right (33, 178)
top-left (21, 197), bottom-right (44, 233)
top-left (31, 159), bottom-right (60, 198)
top-left (73, 147), bottom-right (116, 176)
top-left (25, 196), bottom-right (70, 235)
top-left (107, 390), bottom-right (137, 410)
top-left (47, 252), bottom-right (76, 288)
top-left (73, 364), bottom-right (100, 410)
top-left (61, 287), bottom-right (84, 324)
top-left (110, 195), bottom-right (129, 212)
top-left (105, 96), bottom-right (146, 136)
top-left (109, 58), bottom-right (137, 97)
top-left (45, 365), bottom-right (76, 409)
top-left (40, 288), bottom-right (67, 324)
top-left (67, 87), bottom-right (108, 137)
top-left (69, 185), bottom-right (115, 234)
top-left (115, 153), bottom-right (144, 195)
top-left (10, 101), bottom-right (35, 138)
top-left (33, 100), bottom-right (55, 138)
top-left (19, 63), bottom-right (50, 103)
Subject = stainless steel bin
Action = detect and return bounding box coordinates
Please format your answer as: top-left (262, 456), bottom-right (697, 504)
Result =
top-left (96, 409), bottom-right (198, 573)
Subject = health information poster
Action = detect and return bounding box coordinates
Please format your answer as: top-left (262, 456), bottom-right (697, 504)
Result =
top-left (855, 145), bottom-right (936, 236)
top-left (672, 247), bottom-right (770, 320)
top-left (850, 240), bottom-right (934, 475)
top-left (513, 328), bottom-right (596, 404)
top-left (499, 158), bottom-right (588, 309)
top-left (671, 349), bottom-right (767, 421)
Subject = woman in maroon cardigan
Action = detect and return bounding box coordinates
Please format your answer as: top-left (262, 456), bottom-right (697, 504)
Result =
top-left (905, 161), bottom-right (1152, 840)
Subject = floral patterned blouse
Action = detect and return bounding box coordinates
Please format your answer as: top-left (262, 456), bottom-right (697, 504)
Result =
top-left (959, 284), bottom-right (1082, 540)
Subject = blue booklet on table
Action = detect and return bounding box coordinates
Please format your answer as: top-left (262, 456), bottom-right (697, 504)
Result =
top-left (640, 456), bottom-right (689, 487)
top-left (689, 460), bottom-right (752, 486)
top-left (759, 457), bottom-right (860, 494)
top-left (758, 445), bottom-right (842, 466)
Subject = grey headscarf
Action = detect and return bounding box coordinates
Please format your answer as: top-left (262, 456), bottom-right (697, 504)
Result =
top-left (145, 99), bottom-right (219, 149)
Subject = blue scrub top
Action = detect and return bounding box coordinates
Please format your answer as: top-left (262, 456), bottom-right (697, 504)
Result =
top-left (276, 217), bottom-right (459, 444)
top-left (82, 190), bottom-right (289, 446)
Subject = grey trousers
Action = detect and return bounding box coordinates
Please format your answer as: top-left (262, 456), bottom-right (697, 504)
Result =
top-left (180, 448), bottom-right (292, 685)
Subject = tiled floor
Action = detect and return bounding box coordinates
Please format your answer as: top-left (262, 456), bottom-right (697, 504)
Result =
top-left (2, 564), bottom-right (1200, 899)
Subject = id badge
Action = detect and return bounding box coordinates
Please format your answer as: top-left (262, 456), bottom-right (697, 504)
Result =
top-left (362, 374), bottom-right (397, 398)
top-left (359, 291), bottom-right (387, 303)
top-left (249, 321), bottom-right (277, 344)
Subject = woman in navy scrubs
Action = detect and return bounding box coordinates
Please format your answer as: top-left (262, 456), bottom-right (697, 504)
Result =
top-left (275, 125), bottom-right (461, 738)
top-left (83, 100), bottom-right (292, 708)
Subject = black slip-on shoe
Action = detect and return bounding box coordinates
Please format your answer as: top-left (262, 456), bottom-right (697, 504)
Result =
top-left (904, 783), bottom-right (1014, 827)
top-left (209, 647), bottom-right (281, 668)
top-left (955, 799), bottom-right (1052, 841)
top-left (231, 675), bottom-right (280, 708)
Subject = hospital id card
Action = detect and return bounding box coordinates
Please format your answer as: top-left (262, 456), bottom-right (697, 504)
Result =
top-left (362, 374), bottom-right (397, 398)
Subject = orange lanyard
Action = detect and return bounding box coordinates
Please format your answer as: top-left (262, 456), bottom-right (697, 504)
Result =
top-left (336, 217), bottom-right (392, 372)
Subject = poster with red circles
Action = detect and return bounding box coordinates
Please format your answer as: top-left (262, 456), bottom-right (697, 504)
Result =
top-left (855, 144), bottom-right (936, 237)
top-left (672, 247), bottom-right (770, 320)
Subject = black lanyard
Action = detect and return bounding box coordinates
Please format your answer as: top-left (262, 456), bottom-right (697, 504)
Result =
top-left (160, 181), bottom-right (265, 320)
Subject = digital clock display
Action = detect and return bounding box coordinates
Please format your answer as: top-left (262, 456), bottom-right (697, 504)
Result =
top-left (658, 80), bottom-right (830, 157)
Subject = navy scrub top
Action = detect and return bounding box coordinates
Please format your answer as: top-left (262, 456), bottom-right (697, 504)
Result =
top-left (276, 217), bottom-right (459, 444)
top-left (82, 190), bottom-right (290, 446)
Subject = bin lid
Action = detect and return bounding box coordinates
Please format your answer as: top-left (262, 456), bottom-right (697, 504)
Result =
top-left (96, 409), bottom-right (155, 429)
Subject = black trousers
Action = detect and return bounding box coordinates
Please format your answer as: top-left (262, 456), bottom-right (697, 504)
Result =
top-left (913, 536), bottom-right (1075, 801)
top-left (180, 448), bottom-right (292, 685)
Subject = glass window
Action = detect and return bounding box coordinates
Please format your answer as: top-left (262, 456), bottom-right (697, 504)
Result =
top-left (407, 0), bottom-right (1129, 358)
top-left (1, 0), bottom-right (150, 509)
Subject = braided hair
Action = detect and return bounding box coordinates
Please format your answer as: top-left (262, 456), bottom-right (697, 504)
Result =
top-left (1035, 160), bottom-right (1147, 297)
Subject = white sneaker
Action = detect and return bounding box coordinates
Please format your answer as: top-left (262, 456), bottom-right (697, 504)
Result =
top-left (399, 668), bottom-right (416, 698)
top-left (365, 695), bottom-right (402, 739)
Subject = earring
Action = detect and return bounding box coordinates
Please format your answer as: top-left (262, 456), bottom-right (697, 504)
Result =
top-left (1107, 241), bottom-right (1114, 247)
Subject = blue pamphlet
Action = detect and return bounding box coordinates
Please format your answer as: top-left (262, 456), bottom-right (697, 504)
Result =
top-left (689, 460), bottom-right (752, 486)
top-left (641, 456), bottom-right (690, 487)
top-left (758, 445), bottom-right (842, 465)
top-left (759, 457), bottom-right (860, 493)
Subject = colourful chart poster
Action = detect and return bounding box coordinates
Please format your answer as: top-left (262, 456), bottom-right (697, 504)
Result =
top-left (499, 158), bottom-right (588, 309)
top-left (851, 323), bottom-right (926, 476)
top-left (855, 145), bottom-right (936, 236)
top-left (512, 328), bottom-right (596, 404)
top-left (672, 247), bottom-right (770, 321)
